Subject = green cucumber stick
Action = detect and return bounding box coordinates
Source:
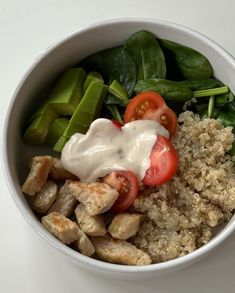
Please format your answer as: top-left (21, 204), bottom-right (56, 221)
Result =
top-left (193, 86), bottom-right (229, 98)
top-left (53, 136), bottom-right (69, 153)
top-left (83, 71), bottom-right (104, 93)
top-left (28, 103), bottom-right (57, 124)
top-left (46, 118), bottom-right (69, 145)
top-left (48, 68), bottom-right (86, 115)
top-left (23, 110), bottom-right (58, 144)
top-left (108, 80), bottom-right (128, 102)
top-left (54, 81), bottom-right (108, 152)
top-left (69, 81), bottom-right (107, 127)
top-left (63, 123), bottom-right (87, 138)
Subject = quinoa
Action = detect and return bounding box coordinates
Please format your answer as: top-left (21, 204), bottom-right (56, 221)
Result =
top-left (132, 111), bottom-right (235, 263)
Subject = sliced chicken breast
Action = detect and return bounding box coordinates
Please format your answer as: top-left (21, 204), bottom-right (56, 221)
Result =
top-left (74, 229), bottom-right (95, 257)
top-left (91, 236), bottom-right (152, 265)
top-left (108, 213), bottom-right (142, 240)
top-left (22, 156), bottom-right (54, 196)
top-left (75, 204), bottom-right (106, 236)
top-left (66, 181), bottom-right (119, 215)
top-left (49, 158), bottom-right (78, 181)
top-left (48, 181), bottom-right (77, 217)
top-left (31, 181), bottom-right (58, 214)
top-left (42, 212), bottom-right (79, 244)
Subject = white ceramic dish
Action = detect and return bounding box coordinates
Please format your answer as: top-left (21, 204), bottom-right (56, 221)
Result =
top-left (3, 18), bottom-right (235, 279)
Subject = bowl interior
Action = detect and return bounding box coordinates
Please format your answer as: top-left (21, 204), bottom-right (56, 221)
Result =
top-left (4, 18), bottom-right (235, 276)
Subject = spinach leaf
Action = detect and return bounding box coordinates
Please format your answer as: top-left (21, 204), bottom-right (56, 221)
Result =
top-left (103, 47), bottom-right (136, 97)
top-left (160, 39), bottom-right (213, 80)
top-left (214, 109), bottom-right (235, 128)
top-left (135, 78), bottom-right (193, 101)
top-left (227, 100), bottom-right (235, 112)
top-left (104, 94), bottom-right (128, 123)
top-left (124, 30), bottom-right (166, 80)
top-left (228, 141), bottom-right (235, 156)
top-left (105, 94), bottom-right (126, 107)
top-left (80, 46), bottom-right (136, 97)
top-left (179, 79), bottom-right (223, 90)
top-left (80, 52), bottom-right (105, 77)
top-left (216, 92), bottom-right (234, 105)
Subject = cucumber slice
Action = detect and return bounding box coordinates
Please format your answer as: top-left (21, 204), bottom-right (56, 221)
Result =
top-left (53, 136), bottom-right (69, 152)
top-left (108, 79), bottom-right (128, 102)
top-left (70, 81), bottom-right (107, 127)
top-left (83, 71), bottom-right (104, 93)
top-left (46, 118), bottom-right (69, 145)
top-left (48, 68), bottom-right (86, 115)
top-left (23, 110), bottom-right (58, 144)
top-left (54, 81), bottom-right (108, 152)
top-left (27, 103), bottom-right (57, 125)
top-left (63, 123), bottom-right (87, 138)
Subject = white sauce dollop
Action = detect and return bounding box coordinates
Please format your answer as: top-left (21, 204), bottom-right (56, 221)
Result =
top-left (61, 118), bottom-right (169, 182)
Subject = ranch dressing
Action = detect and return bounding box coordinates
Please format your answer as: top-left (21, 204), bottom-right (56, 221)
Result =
top-left (61, 118), bottom-right (169, 182)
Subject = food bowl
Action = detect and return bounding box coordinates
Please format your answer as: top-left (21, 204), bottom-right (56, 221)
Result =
top-left (3, 18), bottom-right (235, 279)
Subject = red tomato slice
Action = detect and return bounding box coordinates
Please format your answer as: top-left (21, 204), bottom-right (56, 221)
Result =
top-left (142, 135), bottom-right (178, 186)
top-left (103, 171), bottom-right (139, 213)
top-left (124, 91), bottom-right (177, 136)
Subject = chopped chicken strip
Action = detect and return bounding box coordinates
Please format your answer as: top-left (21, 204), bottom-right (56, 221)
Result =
top-left (108, 213), bottom-right (142, 240)
top-left (74, 229), bottom-right (95, 257)
top-left (31, 181), bottom-right (58, 214)
top-left (48, 181), bottom-right (77, 217)
top-left (41, 212), bottom-right (79, 244)
top-left (49, 158), bottom-right (78, 181)
top-left (66, 181), bottom-right (119, 215)
top-left (91, 236), bottom-right (152, 265)
top-left (22, 156), bottom-right (54, 196)
top-left (75, 204), bottom-right (106, 236)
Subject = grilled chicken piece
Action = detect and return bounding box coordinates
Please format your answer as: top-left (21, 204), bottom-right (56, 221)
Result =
top-left (75, 204), bottom-right (106, 236)
top-left (74, 229), bottom-right (95, 257)
top-left (66, 181), bottom-right (119, 215)
top-left (48, 181), bottom-right (77, 217)
top-left (49, 158), bottom-right (78, 181)
top-left (31, 181), bottom-right (58, 214)
top-left (42, 212), bottom-right (79, 244)
top-left (108, 213), bottom-right (142, 240)
top-left (91, 236), bottom-right (152, 265)
top-left (22, 156), bottom-right (54, 196)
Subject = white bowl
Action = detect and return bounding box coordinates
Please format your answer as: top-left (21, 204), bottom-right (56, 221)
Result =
top-left (3, 18), bottom-right (235, 279)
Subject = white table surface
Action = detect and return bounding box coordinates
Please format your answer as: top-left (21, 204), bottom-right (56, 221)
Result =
top-left (1, 0), bottom-right (235, 292)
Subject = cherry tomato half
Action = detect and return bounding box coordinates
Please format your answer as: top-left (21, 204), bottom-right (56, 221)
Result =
top-left (142, 135), bottom-right (178, 186)
top-left (124, 91), bottom-right (177, 136)
top-left (103, 171), bottom-right (139, 213)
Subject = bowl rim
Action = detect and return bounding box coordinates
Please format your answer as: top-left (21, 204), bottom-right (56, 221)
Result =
top-left (3, 17), bottom-right (235, 274)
